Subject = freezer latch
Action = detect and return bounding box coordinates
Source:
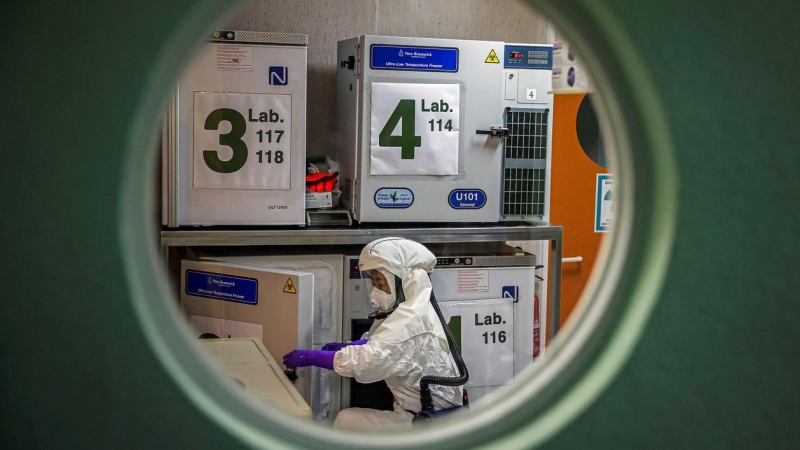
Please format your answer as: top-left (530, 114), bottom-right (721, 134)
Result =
top-left (476, 126), bottom-right (509, 138)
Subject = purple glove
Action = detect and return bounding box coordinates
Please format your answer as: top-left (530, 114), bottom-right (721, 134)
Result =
top-left (282, 349), bottom-right (336, 370)
top-left (321, 339), bottom-right (368, 352)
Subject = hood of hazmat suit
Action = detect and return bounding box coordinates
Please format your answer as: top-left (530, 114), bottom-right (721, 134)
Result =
top-left (358, 237), bottom-right (449, 351)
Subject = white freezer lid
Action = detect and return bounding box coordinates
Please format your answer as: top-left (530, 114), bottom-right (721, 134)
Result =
top-left (199, 337), bottom-right (312, 418)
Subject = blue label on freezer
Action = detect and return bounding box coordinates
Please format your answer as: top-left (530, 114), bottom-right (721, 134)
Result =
top-left (370, 45), bottom-right (459, 72)
top-left (504, 45), bottom-right (553, 69)
top-left (502, 286), bottom-right (519, 301)
top-left (375, 188), bottom-right (414, 208)
top-left (268, 66), bottom-right (288, 85)
top-left (449, 189), bottom-right (486, 209)
top-left (185, 270), bottom-right (258, 305)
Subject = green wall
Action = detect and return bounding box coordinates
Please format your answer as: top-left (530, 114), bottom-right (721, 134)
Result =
top-left (546, 1), bottom-right (800, 448)
top-left (1, 0), bottom-right (798, 448)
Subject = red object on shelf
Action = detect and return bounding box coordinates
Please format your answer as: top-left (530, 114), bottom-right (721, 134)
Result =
top-left (305, 171), bottom-right (339, 192)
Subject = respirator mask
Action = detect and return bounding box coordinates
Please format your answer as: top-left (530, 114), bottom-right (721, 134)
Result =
top-left (361, 268), bottom-right (404, 319)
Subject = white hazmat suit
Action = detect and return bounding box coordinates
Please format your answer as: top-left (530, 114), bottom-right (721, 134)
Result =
top-left (333, 238), bottom-right (463, 430)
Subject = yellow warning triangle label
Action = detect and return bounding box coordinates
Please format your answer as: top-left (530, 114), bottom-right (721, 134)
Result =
top-left (485, 49), bottom-right (500, 64)
top-left (283, 278), bottom-right (297, 294)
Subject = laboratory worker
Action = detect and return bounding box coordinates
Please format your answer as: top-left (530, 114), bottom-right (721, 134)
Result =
top-left (283, 237), bottom-right (463, 430)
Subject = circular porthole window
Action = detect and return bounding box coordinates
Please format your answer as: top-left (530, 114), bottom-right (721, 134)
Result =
top-left (576, 94), bottom-right (610, 169)
top-left (120, 0), bottom-right (677, 448)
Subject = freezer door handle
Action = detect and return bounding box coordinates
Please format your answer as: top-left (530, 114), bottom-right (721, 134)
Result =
top-left (476, 126), bottom-right (509, 138)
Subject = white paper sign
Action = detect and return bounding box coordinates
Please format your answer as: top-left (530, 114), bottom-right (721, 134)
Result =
top-left (439, 299), bottom-right (514, 387)
top-left (457, 269), bottom-right (489, 294)
top-left (370, 82), bottom-right (460, 176)
top-left (216, 45), bottom-right (253, 71)
top-left (193, 91), bottom-right (291, 190)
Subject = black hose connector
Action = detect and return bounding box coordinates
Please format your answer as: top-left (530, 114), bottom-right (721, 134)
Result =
top-left (419, 289), bottom-right (469, 413)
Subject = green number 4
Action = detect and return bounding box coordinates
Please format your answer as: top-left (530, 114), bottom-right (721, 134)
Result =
top-left (378, 99), bottom-right (421, 159)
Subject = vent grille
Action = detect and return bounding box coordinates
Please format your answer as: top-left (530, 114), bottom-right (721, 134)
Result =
top-left (502, 108), bottom-right (549, 219)
top-left (212, 31), bottom-right (308, 46)
top-left (504, 168), bottom-right (546, 217)
top-left (505, 109), bottom-right (548, 160)
top-left (471, 255), bottom-right (537, 267)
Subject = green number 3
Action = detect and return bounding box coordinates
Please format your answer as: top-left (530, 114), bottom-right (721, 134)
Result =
top-left (379, 99), bottom-right (421, 159)
top-left (203, 108), bottom-right (247, 173)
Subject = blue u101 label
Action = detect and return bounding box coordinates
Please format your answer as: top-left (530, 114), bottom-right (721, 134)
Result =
top-left (375, 188), bottom-right (414, 208)
top-left (449, 189), bottom-right (487, 209)
top-left (185, 270), bottom-right (258, 305)
top-left (370, 45), bottom-right (459, 72)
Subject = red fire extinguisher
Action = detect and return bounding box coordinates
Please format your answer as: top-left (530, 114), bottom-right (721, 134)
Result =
top-left (533, 272), bottom-right (544, 358)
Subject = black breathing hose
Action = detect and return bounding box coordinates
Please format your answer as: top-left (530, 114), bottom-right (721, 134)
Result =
top-left (419, 289), bottom-right (469, 413)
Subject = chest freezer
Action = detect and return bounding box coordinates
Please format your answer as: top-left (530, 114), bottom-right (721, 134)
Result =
top-left (336, 35), bottom-right (553, 223)
top-left (163, 31), bottom-right (308, 226)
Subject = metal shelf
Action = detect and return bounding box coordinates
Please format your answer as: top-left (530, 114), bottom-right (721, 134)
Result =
top-left (160, 222), bottom-right (562, 338)
top-left (160, 223), bottom-right (561, 247)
